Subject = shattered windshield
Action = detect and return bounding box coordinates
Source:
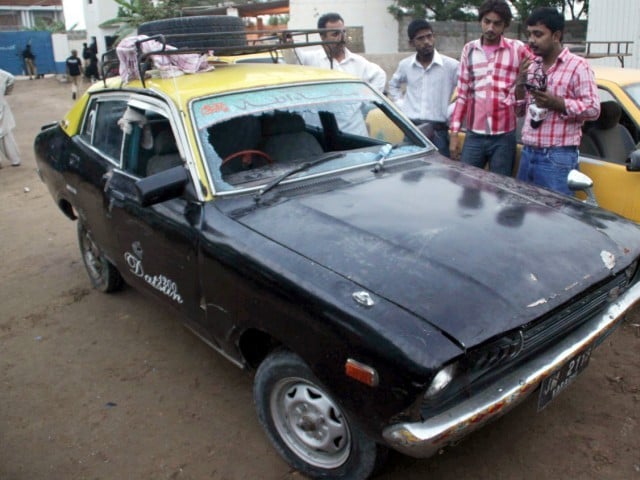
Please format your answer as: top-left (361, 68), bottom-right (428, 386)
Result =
top-left (191, 81), bottom-right (432, 193)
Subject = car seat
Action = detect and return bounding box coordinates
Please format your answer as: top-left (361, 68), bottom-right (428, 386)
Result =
top-left (260, 111), bottom-right (324, 162)
top-left (209, 115), bottom-right (262, 161)
top-left (585, 101), bottom-right (635, 164)
top-left (146, 129), bottom-right (182, 176)
top-left (579, 128), bottom-right (600, 157)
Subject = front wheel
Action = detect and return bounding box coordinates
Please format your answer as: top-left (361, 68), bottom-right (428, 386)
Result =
top-left (77, 221), bottom-right (123, 293)
top-left (254, 349), bottom-right (386, 479)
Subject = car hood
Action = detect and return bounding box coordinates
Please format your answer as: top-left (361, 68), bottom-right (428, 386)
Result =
top-left (229, 160), bottom-right (640, 348)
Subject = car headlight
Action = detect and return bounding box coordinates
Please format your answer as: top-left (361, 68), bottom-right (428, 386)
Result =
top-left (425, 363), bottom-right (457, 398)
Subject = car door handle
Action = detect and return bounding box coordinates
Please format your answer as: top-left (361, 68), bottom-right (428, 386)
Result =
top-left (69, 153), bottom-right (81, 168)
top-left (105, 189), bottom-right (125, 218)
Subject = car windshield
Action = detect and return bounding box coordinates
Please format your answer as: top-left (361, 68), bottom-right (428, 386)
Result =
top-left (623, 82), bottom-right (640, 110)
top-left (191, 81), bottom-right (431, 193)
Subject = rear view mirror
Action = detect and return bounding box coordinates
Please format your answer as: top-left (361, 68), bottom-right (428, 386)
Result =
top-left (627, 149), bottom-right (640, 172)
top-left (135, 165), bottom-right (189, 207)
top-left (567, 169), bottom-right (598, 206)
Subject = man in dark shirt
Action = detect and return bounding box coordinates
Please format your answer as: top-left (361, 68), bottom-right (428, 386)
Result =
top-left (82, 42), bottom-right (91, 68)
top-left (65, 50), bottom-right (83, 100)
top-left (22, 45), bottom-right (37, 80)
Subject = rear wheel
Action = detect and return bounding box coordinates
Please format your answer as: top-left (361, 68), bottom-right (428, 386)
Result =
top-left (137, 15), bottom-right (247, 49)
top-left (254, 349), bottom-right (386, 479)
top-left (77, 221), bottom-right (123, 293)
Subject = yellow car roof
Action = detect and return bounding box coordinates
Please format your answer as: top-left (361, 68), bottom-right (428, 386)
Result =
top-left (592, 66), bottom-right (640, 87)
top-left (90, 63), bottom-right (358, 108)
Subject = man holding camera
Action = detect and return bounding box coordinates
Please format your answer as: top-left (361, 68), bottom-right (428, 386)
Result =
top-left (515, 7), bottom-right (600, 195)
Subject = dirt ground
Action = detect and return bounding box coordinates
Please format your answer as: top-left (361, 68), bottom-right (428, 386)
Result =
top-left (1, 76), bottom-right (639, 480)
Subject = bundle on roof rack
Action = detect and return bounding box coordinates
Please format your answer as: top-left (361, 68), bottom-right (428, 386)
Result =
top-left (116, 35), bottom-right (212, 84)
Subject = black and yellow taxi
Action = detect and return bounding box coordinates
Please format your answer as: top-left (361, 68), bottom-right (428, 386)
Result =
top-left (34, 17), bottom-right (640, 479)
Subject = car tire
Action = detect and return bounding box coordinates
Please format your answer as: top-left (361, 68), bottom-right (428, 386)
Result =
top-left (137, 15), bottom-right (247, 49)
top-left (254, 349), bottom-right (387, 479)
top-left (77, 221), bottom-right (123, 293)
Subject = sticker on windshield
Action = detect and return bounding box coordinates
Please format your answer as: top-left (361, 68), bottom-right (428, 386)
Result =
top-left (193, 82), bottom-right (374, 129)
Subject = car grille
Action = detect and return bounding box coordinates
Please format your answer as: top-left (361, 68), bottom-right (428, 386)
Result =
top-left (469, 267), bottom-right (633, 371)
top-left (422, 262), bottom-right (637, 415)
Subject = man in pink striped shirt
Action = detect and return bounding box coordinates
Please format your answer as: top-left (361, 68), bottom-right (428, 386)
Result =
top-left (449, 0), bottom-right (528, 175)
top-left (515, 7), bottom-right (600, 195)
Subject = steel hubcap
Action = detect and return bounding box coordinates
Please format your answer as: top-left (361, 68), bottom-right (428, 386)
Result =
top-left (271, 378), bottom-right (350, 469)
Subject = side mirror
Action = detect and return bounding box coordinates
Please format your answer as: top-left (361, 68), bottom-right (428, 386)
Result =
top-left (567, 169), bottom-right (597, 206)
top-left (135, 165), bottom-right (189, 207)
top-left (627, 149), bottom-right (640, 171)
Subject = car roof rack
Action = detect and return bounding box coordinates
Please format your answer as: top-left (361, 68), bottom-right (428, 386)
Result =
top-left (101, 28), bottom-right (342, 88)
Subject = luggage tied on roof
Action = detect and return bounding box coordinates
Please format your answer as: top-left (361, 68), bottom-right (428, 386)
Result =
top-left (116, 35), bottom-right (212, 84)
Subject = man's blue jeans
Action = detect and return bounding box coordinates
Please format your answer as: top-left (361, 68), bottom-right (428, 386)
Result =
top-left (517, 145), bottom-right (578, 195)
top-left (461, 131), bottom-right (516, 176)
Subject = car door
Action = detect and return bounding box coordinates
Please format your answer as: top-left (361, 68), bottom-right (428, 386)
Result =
top-left (579, 156), bottom-right (640, 223)
top-left (102, 97), bottom-right (204, 323)
top-left (68, 94), bottom-right (129, 263)
top-left (576, 84), bottom-right (640, 223)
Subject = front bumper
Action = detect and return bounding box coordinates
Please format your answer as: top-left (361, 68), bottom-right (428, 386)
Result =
top-left (382, 280), bottom-right (640, 458)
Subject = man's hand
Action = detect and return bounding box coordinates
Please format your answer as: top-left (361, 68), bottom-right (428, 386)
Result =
top-left (530, 89), bottom-right (565, 113)
top-left (449, 132), bottom-right (461, 161)
top-left (515, 57), bottom-right (532, 101)
top-left (517, 57), bottom-right (533, 86)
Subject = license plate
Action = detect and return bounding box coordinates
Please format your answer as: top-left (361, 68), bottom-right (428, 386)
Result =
top-left (537, 346), bottom-right (593, 411)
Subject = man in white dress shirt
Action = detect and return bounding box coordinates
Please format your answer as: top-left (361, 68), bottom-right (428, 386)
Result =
top-left (295, 12), bottom-right (387, 94)
top-left (388, 19), bottom-right (459, 157)
top-left (292, 13), bottom-right (387, 136)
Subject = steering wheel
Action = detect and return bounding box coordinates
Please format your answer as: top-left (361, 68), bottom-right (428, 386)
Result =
top-left (222, 149), bottom-right (273, 171)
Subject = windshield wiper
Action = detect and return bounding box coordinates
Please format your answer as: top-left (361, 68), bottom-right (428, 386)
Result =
top-left (254, 152), bottom-right (344, 201)
top-left (373, 143), bottom-right (393, 172)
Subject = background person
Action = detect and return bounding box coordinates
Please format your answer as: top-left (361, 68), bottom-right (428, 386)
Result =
top-left (388, 19), bottom-right (459, 157)
top-left (82, 42), bottom-right (91, 69)
top-left (21, 44), bottom-right (37, 80)
top-left (0, 69), bottom-right (21, 167)
top-left (65, 50), bottom-right (83, 100)
top-left (84, 50), bottom-right (101, 83)
top-left (515, 7), bottom-right (600, 195)
top-left (449, 0), bottom-right (529, 175)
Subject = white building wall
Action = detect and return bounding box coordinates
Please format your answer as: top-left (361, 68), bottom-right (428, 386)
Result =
top-left (288, 0), bottom-right (398, 54)
top-left (586, 0), bottom-right (640, 69)
top-left (83, 0), bottom-right (119, 53)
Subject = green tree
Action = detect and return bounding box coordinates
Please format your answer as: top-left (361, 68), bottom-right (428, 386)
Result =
top-left (510, 0), bottom-right (563, 20)
top-left (388, 1), bottom-right (589, 21)
top-left (27, 17), bottom-right (66, 33)
top-left (268, 15), bottom-right (290, 26)
top-left (388, 0), bottom-right (484, 21)
top-left (561, 0), bottom-right (588, 19)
